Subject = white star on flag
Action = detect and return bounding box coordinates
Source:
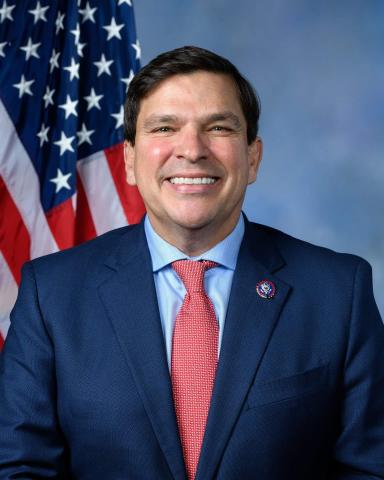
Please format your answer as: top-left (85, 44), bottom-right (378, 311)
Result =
top-left (49, 49), bottom-right (60, 72)
top-left (59, 95), bottom-right (78, 119)
top-left (103, 17), bottom-right (124, 41)
top-left (70, 22), bottom-right (81, 45)
top-left (43, 86), bottom-right (55, 107)
top-left (77, 123), bottom-right (95, 145)
top-left (118, 0), bottom-right (132, 6)
top-left (64, 58), bottom-right (80, 81)
top-left (55, 11), bottom-right (65, 34)
top-left (93, 53), bottom-right (113, 77)
top-left (20, 38), bottom-right (41, 60)
top-left (111, 105), bottom-right (124, 129)
top-left (0, 1), bottom-right (15, 23)
top-left (28, 1), bottom-right (49, 24)
top-left (121, 69), bottom-right (134, 92)
top-left (13, 75), bottom-right (34, 98)
top-left (0, 41), bottom-right (8, 57)
top-left (79, 2), bottom-right (97, 23)
top-left (77, 41), bottom-right (86, 57)
top-left (37, 123), bottom-right (49, 146)
top-left (54, 132), bottom-right (75, 156)
top-left (84, 87), bottom-right (103, 111)
top-left (50, 168), bottom-right (72, 193)
top-left (131, 39), bottom-right (141, 59)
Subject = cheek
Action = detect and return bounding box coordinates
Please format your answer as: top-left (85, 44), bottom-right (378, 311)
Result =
top-left (134, 140), bottom-right (173, 183)
top-left (210, 141), bottom-right (249, 171)
top-left (140, 138), bottom-right (174, 163)
top-left (209, 135), bottom-right (246, 155)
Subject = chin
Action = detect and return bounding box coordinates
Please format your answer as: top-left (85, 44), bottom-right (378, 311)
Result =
top-left (174, 215), bottom-right (214, 231)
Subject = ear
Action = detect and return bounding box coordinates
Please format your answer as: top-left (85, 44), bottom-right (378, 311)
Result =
top-left (247, 136), bottom-right (263, 185)
top-left (123, 140), bottom-right (137, 186)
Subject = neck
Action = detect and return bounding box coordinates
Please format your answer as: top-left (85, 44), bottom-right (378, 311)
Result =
top-left (169, 233), bottom-right (216, 257)
top-left (147, 214), bottom-right (241, 257)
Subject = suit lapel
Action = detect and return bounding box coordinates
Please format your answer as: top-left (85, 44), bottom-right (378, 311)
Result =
top-left (196, 222), bottom-right (291, 479)
top-left (97, 224), bottom-right (186, 480)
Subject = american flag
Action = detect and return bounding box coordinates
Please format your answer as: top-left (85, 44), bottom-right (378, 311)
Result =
top-left (0, 0), bottom-right (146, 348)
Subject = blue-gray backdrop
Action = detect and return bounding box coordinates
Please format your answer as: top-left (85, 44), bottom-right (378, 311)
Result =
top-left (134, 0), bottom-right (384, 316)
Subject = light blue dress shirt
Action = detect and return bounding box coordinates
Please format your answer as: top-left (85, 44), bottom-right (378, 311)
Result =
top-left (144, 214), bottom-right (245, 369)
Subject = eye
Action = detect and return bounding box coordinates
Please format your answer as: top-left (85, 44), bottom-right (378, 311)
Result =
top-left (210, 125), bottom-right (231, 132)
top-left (154, 126), bottom-right (173, 133)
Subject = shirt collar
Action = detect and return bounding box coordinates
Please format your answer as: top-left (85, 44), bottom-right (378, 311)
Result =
top-left (144, 214), bottom-right (244, 272)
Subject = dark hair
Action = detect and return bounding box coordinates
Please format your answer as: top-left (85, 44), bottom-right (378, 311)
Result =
top-left (124, 45), bottom-right (260, 145)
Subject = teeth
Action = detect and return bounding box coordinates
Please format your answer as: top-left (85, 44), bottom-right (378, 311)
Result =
top-left (169, 177), bottom-right (216, 185)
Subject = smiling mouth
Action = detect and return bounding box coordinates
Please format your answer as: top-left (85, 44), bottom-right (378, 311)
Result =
top-left (168, 177), bottom-right (218, 185)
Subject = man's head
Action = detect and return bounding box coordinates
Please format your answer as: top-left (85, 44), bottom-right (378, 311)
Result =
top-left (124, 46), bottom-right (263, 255)
top-left (124, 46), bottom-right (260, 146)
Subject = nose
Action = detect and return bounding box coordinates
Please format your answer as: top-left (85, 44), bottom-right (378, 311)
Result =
top-left (174, 127), bottom-right (208, 162)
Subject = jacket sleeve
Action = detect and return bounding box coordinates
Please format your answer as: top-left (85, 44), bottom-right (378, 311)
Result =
top-left (0, 262), bottom-right (69, 479)
top-left (330, 259), bottom-right (384, 479)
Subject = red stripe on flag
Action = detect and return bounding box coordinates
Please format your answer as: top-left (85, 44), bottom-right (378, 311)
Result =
top-left (75, 174), bottom-right (97, 245)
top-left (0, 175), bottom-right (30, 285)
top-left (0, 333), bottom-right (4, 349)
top-left (46, 198), bottom-right (76, 250)
top-left (104, 143), bottom-right (146, 225)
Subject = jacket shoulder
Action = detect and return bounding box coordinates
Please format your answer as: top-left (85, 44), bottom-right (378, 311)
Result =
top-left (251, 221), bottom-right (370, 274)
top-left (27, 224), bottom-right (142, 280)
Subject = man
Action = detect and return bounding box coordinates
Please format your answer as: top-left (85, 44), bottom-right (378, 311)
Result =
top-left (1, 46), bottom-right (383, 479)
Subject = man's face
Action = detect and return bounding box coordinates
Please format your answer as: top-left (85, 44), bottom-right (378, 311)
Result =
top-left (124, 71), bottom-right (262, 248)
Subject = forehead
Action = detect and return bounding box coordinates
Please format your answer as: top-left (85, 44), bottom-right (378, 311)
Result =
top-left (137, 71), bottom-right (243, 119)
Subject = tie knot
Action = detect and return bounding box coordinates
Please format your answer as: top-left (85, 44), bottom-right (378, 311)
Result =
top-left (172, 260), bottom-right (218, 293)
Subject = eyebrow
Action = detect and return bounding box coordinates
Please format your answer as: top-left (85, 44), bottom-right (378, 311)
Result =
top-left (204, 111), bottom-right (242, 129)
top-left (142, 111), bottom-right (242, 130)
top-left (142, 115), bottom-right (178, 130)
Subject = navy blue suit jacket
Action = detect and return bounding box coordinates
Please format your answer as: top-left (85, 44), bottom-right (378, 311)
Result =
top-left (1, 220), bottom-right (384, 479)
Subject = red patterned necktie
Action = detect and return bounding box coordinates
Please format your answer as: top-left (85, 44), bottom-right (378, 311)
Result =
top-left (171, 259), bottom-right (219, 480)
